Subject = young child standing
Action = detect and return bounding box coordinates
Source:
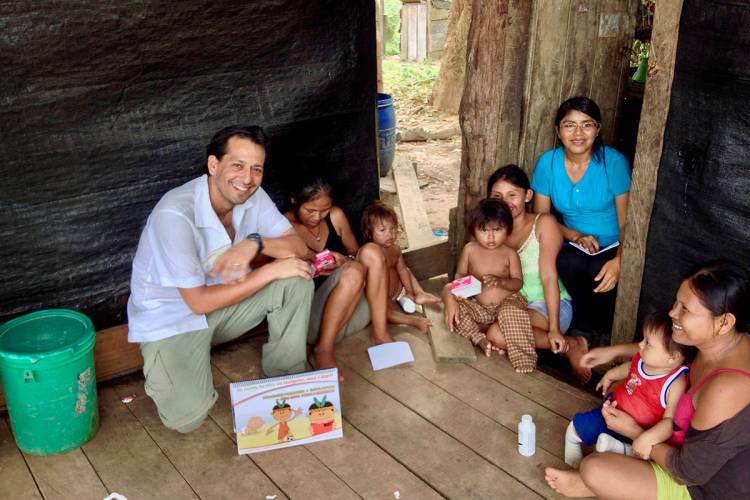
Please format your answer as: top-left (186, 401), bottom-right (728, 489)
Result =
top-left (564, 309), bottom-right (694, 467)
top-left (442, 198), bottom-right (536, 373)
top-left (357, 201), bottom-right (441, 344)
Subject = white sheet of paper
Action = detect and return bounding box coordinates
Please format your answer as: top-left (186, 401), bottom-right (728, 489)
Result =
top-left (367, 341), bottom-right (415, 371)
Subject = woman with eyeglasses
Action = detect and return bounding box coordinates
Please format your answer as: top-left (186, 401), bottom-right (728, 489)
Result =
top-left (530, 96), bottom-right (631, 343)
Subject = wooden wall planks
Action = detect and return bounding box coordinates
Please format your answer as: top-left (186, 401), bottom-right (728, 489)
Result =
top-left (518, 0), bottom-right (638, 173)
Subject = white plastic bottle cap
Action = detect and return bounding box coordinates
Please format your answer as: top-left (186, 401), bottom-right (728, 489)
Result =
top-left (522, 414), bottom-right (532, 423)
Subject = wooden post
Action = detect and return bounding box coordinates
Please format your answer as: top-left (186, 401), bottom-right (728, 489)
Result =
top-left (612, 0), bottom-right (684, 344)
top-left (453, 0), bottom-right (533, 254)
top-left (431, 0), bottom-right (473, 114)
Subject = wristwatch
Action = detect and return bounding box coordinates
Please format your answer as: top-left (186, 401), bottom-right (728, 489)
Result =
top-left (246, 232), bottom-right (264, 254)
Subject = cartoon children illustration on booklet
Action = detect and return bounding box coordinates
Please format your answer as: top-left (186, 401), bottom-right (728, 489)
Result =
top-left (308, 396), bottom-right (336, 436)
top-left (266, 400), bottom-right (303, 442)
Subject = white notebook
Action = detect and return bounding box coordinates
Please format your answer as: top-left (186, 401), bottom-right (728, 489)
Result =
top-left (569, 240), bottom-right (620, 256)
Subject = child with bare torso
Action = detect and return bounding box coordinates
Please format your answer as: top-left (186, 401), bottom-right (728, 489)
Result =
top-left (462, 241), bottom-right (520, 307)
top-left (443, 199), bottom-right (536, 373)
top-left (357, 202), bottom-right (441, 344)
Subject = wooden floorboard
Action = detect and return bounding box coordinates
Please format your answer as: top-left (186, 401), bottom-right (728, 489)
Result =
top-left (338, 329), bottom-right (566, 499)
top-left (470, 352), bottom-right (600, 419)
top-left (110, 377), bottom-right (285, 500)
top-left (339, 366), bottom-right (542, 499)
top-left (23, 447), bottom-right (108, 500)
top-left (210, 343), bottom-right (360, 500)
top-left (1, 304), bottom-right (600, 499)
top-left (82, 387), bottom-right (198, 500)
top-left (0, 419), bottom-right (43, 500)
top-left (424, 299), bottom-right (477, 363)
top-left (304, 420), bottom-right (443, 500)
top-left (210, 338), bottom-right (440, 499)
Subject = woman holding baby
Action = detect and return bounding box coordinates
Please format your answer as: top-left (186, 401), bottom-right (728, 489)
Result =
top-left (545, 260), bottom-right (750, 499)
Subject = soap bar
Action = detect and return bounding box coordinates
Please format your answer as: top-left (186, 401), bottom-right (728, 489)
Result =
top-left (310, 249), bottom-right (336, 277)
top-left (450, 275), bottom-right (482, 298)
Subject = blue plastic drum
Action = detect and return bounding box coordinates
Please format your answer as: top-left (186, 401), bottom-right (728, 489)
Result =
top-left (377, 93), bottom-right (396, 177)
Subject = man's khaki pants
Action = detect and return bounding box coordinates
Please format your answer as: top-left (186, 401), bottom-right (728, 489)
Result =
top-left (140, 277), bottom-right (313, 433)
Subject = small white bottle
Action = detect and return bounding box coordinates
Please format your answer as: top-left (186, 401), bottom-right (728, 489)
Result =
top-left (518, 414), bottom-right (536, 457)
top-left (398, 295), bottom-right (416, 314)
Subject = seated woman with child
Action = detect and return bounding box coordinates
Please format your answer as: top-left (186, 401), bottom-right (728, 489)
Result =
top-left (546, 260), bottom-right (750, 499)
top-left (484, 165), bottom-right (591, 382)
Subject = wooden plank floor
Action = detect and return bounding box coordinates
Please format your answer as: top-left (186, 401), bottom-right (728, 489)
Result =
top-left (0, 323), bottom-right (600, 500)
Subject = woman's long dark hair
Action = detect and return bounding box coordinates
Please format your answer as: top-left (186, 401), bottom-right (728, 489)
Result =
top-left (289, 176), bottom-right (333, 218)
top-left (485, 164), bottom-right (530, 198)
top-left (555, 96), bottom-right (605, 165)
top-left (683, 260), bottom-right (750, 333)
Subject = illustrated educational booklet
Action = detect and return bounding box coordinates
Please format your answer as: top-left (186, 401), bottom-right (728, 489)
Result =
top-left (230, 368), bottom-right (343, 455)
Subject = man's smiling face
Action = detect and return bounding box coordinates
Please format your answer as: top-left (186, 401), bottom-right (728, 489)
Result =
top-left (207, 136), bottom-right (266, 209)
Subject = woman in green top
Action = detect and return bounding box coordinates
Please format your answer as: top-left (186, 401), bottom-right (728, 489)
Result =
top-left (485, 165), bottom-right (591, 383)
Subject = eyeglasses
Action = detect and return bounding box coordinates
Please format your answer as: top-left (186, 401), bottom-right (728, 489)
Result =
top-left (560, 121), bottom-right (599, 133)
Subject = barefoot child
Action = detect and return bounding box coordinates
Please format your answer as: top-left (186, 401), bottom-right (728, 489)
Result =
top-left (563, 309), bottom-right (694, 467)
top-left (357, 201), bottom-right (441, 343)
top-left (442, 198), bottom-right (536, 373)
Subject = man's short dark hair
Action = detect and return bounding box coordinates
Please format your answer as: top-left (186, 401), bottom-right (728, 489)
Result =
top-left (206, 125), bottom-right (269, 160)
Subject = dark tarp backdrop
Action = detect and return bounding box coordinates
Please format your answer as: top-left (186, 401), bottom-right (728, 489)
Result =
top-left (0, 0), bottom-right (378, 328)
top-left (638, 0), bottom-right (750, 324)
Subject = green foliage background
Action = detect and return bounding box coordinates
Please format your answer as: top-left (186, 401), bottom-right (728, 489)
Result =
top-left (384, 0), bottom-right (401, 55)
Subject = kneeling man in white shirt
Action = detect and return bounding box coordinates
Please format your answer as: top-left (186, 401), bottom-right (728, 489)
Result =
top-left (127, 125), bottom-right (313, 433)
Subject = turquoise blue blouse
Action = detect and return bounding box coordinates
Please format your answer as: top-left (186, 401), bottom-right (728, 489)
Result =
top-left (531, 146), bottom-right (631, 247)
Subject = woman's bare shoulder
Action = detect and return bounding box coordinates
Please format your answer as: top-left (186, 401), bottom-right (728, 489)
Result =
top-left (534, 213), bottom-right (562, 235)
top-left (694, 369), bottom-right (750, 428)
top-left (329, 205), bottom-right (347, 224)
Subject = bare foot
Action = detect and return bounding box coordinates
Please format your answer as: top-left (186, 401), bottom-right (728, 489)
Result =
top-left (413, 291), bottom-right (441, 305)
top-left (515, 366), bottom-right (534, 374)
top-left (544, 467), bottom-right (595, 497)
top-left (476, 337), bottom-right (494, 357)
top-left (404, 315), bottom-right (432, 333)
top-left (370, 330), bottom-right (395, 344)
top-left (565, 336), bottom-right (592, 384)
top-left (311, 350), bottom-right (344, 381)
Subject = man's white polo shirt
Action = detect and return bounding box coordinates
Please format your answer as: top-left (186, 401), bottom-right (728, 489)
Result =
top-left (127, 175), bottom-right (291, 343)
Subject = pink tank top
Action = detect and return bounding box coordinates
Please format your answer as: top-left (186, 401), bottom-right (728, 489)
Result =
top-left (671, 367), bottom-right (750, 445)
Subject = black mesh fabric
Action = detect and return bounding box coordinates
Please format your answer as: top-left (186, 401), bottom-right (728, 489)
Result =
top-left (638, 0), bottom-right (750, 323)
top-left (0, 1), bottom-right (378, 328)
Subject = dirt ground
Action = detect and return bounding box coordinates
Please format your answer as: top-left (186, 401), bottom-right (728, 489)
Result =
top-left (387, 109), bottom-right (461, 235)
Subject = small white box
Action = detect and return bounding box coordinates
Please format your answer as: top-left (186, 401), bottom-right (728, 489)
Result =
top-left (450, 275), bottom-right (482, 298)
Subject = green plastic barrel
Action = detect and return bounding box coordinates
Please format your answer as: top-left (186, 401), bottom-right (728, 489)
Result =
top-left (0, 309), bottom-right (99, 455)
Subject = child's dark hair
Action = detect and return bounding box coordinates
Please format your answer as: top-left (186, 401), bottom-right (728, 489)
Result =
top-left (467, 198), bottom-right (513, 236)
top-left (290, 176), bottom-right (333, 217)
top-left (643, 309), bottom-right (697, 363)
top-left (361, 201), bottom-right (398, 242)
top-left (682, 260), bottom-right (749, 333)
